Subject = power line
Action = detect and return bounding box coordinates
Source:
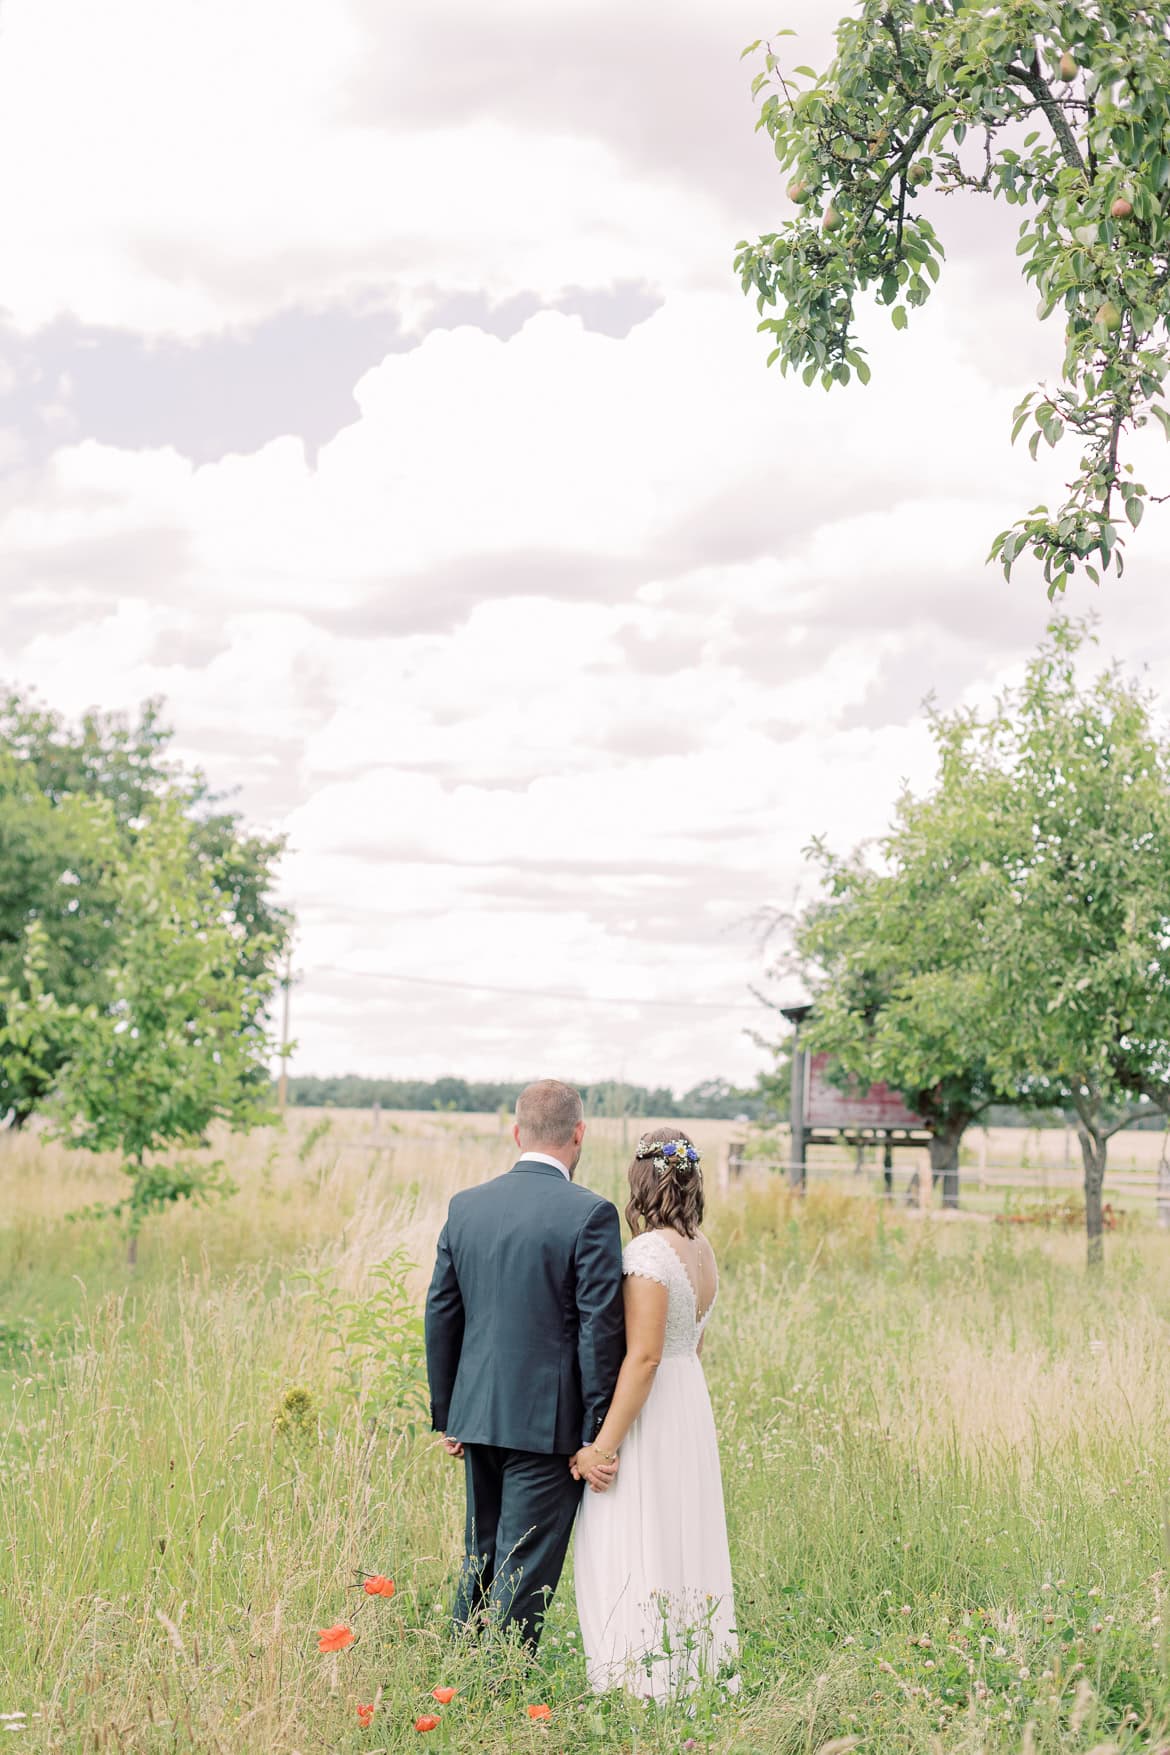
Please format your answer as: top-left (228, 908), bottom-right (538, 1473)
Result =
top-left (311, 963), bottom-right (763, 1015)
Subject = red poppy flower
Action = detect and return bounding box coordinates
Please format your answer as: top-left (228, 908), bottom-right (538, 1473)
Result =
top-left (431, 1686), bottom-right (457, 1704)
top-left (527, 1703), bottom-right (551, 1721)
top-left (414, 1714), bottom-right (441, 1733)
top-left (316, 1623), bottom-right (355, 1652)
top-left (356, 1703), bottom-right (375, 1728)
top-left (363, 1574), bottom-right (396, 1597)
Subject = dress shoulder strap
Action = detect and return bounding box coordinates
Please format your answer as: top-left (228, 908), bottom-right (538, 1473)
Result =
top-left (622, 1230), bottom-right (677, 1288)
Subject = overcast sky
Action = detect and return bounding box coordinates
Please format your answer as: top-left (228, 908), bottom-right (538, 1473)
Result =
top-left (3, 0), bottom-right (1169, 1093)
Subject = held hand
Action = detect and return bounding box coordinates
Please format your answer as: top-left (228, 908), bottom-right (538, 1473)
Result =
top-left (440, 1435), bottom-right (464, 1459)
top-left (571, 1444), bottom-right (619, 1493)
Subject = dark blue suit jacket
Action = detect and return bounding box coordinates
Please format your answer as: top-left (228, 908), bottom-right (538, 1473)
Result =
top-left (424, 1160), bottom-right (626, 1454)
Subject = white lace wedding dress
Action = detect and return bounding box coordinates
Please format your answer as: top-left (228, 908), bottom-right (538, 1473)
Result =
top-left (574, 1229), bottom-right (738, 1700)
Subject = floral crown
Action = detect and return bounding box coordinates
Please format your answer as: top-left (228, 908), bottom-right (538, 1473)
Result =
top-left (634, 1134), bottom-right (701, 1179)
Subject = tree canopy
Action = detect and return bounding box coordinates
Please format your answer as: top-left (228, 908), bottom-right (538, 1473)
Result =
top-left (790, 758), bottom-right (1020, 1205)
top-left (737, 3), bottom-right (1170, 594)
top-left (0, 691), bottom-right (290, 1127)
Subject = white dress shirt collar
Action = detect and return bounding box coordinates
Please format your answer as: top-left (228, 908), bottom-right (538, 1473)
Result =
top-left (516, 1150), bottom-right (571, 1181)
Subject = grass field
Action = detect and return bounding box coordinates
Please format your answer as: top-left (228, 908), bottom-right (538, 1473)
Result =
top-left (2, 1109), bottom-right (1169, 1753)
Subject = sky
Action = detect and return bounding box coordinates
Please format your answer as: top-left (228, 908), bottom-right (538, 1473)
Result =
top-left (3, 0), bottom-right (1170, 1093)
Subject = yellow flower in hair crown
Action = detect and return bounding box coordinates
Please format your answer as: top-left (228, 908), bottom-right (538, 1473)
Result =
top-left (635, 1136), bottom-right (701, 1177)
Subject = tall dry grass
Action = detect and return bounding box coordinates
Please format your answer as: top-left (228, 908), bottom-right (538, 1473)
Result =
top-left (1, 1113), bottom-right (1169, 1752)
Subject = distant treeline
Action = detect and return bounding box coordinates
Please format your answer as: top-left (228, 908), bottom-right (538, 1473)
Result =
top-left (286, 1074), bottom-right (768, 1121)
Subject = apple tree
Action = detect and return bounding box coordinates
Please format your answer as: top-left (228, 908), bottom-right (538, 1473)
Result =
top-left (968, 619), bottom-right (1170, 1264)
top-left (0, 691), bottom-right (290, 1127)
top-left (783, 618), bottom-right (1170, 1259)
top-left (736, 3), bottom-right (1170, 594)
top-left (2, 799), bottom-right (284, 1261)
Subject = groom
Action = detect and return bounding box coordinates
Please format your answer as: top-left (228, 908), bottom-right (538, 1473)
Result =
top-left (425, 1078), bottom-right (626, 1648)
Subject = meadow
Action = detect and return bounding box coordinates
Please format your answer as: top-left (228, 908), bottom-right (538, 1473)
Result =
top-left (2, 1109), bottom-right (1169, 1755)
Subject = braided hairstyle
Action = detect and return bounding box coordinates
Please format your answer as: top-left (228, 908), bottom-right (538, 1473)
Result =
top-left (625, 1124), bottom-right (704, 1239)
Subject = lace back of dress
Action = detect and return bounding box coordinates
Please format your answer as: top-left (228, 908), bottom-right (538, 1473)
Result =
top-left (623, 1230), bottom-right (715, 1358)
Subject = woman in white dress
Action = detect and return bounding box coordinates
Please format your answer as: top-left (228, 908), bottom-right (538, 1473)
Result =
top-left (572, 1127), bottom-right (738, 1701)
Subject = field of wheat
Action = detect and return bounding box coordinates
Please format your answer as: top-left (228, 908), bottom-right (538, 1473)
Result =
top-left (2, 1109), bottom-right (1169, 1754)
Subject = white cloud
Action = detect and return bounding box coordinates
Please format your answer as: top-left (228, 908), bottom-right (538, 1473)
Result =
top-left (6, 1), bottom-right (1170, 1090)
top-left (5, 285), bottom-right (1103, 1085)
top-left (0, 0), bottom-right (736, 337)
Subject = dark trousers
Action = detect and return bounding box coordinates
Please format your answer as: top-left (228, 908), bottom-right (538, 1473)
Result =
top-left (454, 1444), bottom-right (584, 1649)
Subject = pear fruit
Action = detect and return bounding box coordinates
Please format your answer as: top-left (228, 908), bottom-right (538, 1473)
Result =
top-left (787, 177), bottom-right (812, 205)
top-left (1059, 50), bottom-right (1079, 80)
top-left (822, 204), bottom-right (843, 233)
top-left (1093, 299), bottom-right (1123, 334)
top-left (908, 159), bottom-right (931, 187)
top-left (1110, 196), bottom-right (1133, 220)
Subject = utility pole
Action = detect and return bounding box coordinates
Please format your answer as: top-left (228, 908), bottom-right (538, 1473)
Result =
top-left (277, 945), bottom-right (293, 1111)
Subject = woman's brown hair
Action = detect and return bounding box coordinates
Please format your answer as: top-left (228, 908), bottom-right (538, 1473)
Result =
top-left (625, 1125), bottom-right (705, 1239)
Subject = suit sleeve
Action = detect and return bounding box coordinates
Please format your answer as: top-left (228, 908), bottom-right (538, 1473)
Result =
top-left (574, 1199), bottom-right (626, 1447)
top-left (424, 1217), bottom-right (465, 1433)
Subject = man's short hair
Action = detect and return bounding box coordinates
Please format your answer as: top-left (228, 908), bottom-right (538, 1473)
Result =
top-left (515, 1079), bottom-right (584, 1147)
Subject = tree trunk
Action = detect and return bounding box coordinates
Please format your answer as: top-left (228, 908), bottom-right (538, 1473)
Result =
top-left (126, 1228), bottom-right (139, 1268)
top-left (928, 1115), bottom-right (968, 1211)
top-left (1075, 1123), bottom-right (1108, 1269)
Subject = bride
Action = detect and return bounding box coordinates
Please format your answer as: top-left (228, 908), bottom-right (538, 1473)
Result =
top-left (572, 1126), bottom-right (738, 1700)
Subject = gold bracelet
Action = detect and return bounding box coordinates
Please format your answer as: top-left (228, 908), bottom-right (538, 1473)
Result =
top-left (593, 1446), bottom-right (618, 1463)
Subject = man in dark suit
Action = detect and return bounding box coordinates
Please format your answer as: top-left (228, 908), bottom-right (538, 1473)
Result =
top-left (425, 1078), bottom-right (626, 1648)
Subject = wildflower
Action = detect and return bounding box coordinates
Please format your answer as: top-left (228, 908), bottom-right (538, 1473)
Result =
top-left (900, 1605), bottom-right (912, 1616)
top-left (317, 1624), bottom-right (355, 1653)
top-left (527, 1704), bottom-right (552, 1721)
top-left (364, 1575), bottom-right (396, 1598)
top-left (432, 1687), bottom-right (456, 1704)
top-left (356, 1704), bottom-right (375, 1728)
top-left (414, 1714), bottom-right (441, 1733)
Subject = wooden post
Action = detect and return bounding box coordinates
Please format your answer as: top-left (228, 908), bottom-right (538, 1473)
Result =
top-left (1158, 1154), bottom-right (1170, 1231)
top-left (789, 1036), bottom-right (806, 1192)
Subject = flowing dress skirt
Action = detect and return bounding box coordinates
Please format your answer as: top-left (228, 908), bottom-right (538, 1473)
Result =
top-left (574, 1352), bottom-right (738, 1700)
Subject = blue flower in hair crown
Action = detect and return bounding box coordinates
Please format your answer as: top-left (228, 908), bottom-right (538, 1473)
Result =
top-left (635, 1135), bottom-right (702, 1178)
